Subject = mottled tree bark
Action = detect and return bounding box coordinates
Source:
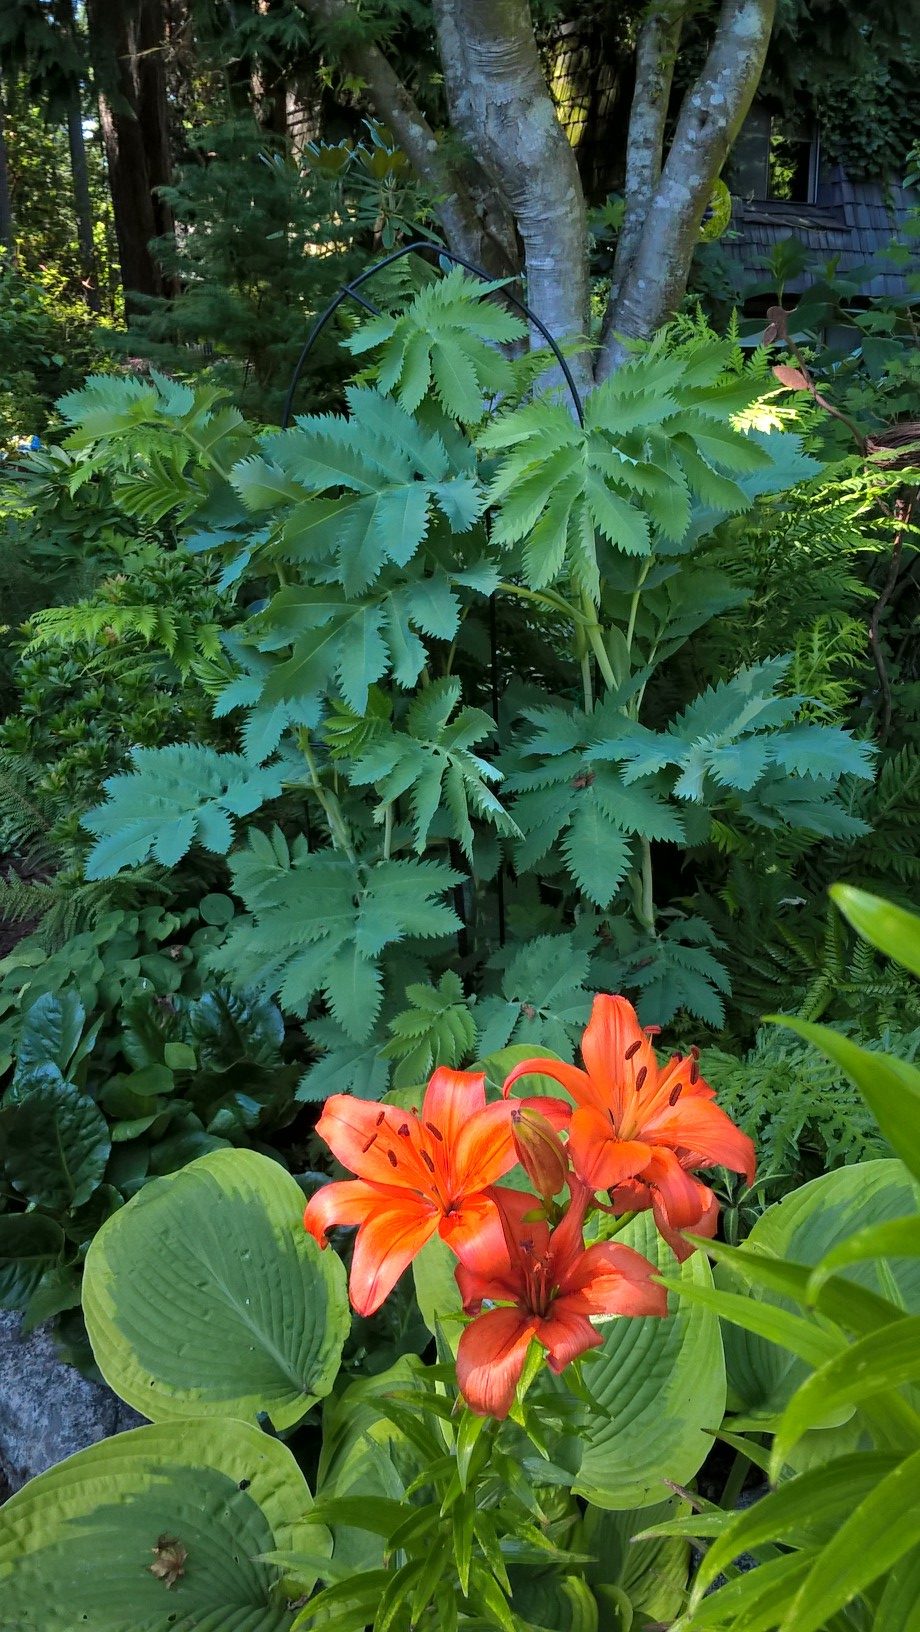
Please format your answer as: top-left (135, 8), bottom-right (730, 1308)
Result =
top-left (431, 0), bottom-right (592, 389)
top-left (597, 0), bottom-right (776, 377)
top-left (293, 0), bottom-right (510, 275)
top-left (293, 0), bottom-right (776, 380)
top-left (604, 2), bottom-right (684, 319)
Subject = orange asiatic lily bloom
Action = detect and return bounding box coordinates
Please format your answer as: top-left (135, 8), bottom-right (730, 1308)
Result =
top-left (503, 994), bottom-right (756, 1260)
top-left (303, 1067), bottom-right (569, 1316)
top-left (454, 1184), bottom-right (666, 1418)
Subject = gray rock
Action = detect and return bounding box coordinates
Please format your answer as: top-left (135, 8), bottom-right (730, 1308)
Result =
top-left (0, 1311), bottom-right (144, 1494)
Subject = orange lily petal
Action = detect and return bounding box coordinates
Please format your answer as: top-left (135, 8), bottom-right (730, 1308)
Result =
top-left (349, 1198), bottom-right (440, 1316)
top-left (456, 1306), bottom-right (536, 1417)
top-left (652, 1183), bottom-right (718, 1262)
top-left (502, 1056), bottom-right (592, 1106)
top-left (315, 1096), bottom-right (418, 1188)
top-left (451, 1099), bottom-right (524, 1191)
top-left (558, 1241), bottom-right (668, 1318)
top-left (568, 1106), bottom-right (652, 1191)
top-left (303, 1178), bottom-right (402, 1245)
top-left (644, 1148), bottom-right (711, 1230)
top-left (438, 1190), bottom-right (503, 1259)
top-left (535, 1305), bottom-right (604, 1372)
top-left (646, 1098), bottom-right (756, 1185)
top-left (581, 994), bottom-right (658, 1121)
top-left (422, 1067), bottom-right (487, 1148)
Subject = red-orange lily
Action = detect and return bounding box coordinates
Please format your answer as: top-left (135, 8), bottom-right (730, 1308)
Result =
top-left (503, 995), bottom-right (755, 1259)
top-left (454, 1184), bottom-right (666, 1417)
top-left (303, 1067), bottom-right (569, 1316)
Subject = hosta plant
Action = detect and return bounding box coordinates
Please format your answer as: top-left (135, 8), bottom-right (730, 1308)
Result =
top-left (0, 992), bottom-right (752, 1632)
top-left (642, 886), bottom-right (920, 1631)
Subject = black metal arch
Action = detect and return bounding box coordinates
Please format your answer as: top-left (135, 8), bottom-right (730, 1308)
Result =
top-left (280, 237), bottom-right (585, 429)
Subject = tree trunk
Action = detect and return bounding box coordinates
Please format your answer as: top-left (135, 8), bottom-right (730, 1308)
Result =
top-left (597, 0), bottom-right (776, 376)
top-left (65, 95), bottom-right (101, 312)
top-left (86, 0), bottom-right (174, 313)
top-left (0, 73), bottom-right (13, 256)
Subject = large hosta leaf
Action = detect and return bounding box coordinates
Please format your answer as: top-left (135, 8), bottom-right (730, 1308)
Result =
top-left (0, 1417), bottom-right (325, 1632)
top-left (574, 1212), bottom-right (725, 1509)
top-left (83, 1148), bottom-right (349, 1430)
top-left (721, 1160), bottom-right (919, 1418)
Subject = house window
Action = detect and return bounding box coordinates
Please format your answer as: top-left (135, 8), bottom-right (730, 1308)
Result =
top-left (728, 107), bottom-right (818, 203)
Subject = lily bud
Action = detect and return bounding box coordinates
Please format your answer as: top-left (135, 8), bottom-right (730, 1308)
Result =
top-left (510, 1105), bottom-right (569, 1199)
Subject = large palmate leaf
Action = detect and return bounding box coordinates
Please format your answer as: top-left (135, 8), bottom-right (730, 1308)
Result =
top-left (1, 1079), bottom-right (110, 1211)
top-left (82, 744), bottom-right (285, 877)
top-left (479, 336), bottom-right (771, 599)
top-left (83, 1148), bottom-right (350, 1430)
top-left (349, 676), bottom-right (516, 859)
top-left (344, 267), bottom-right (528, 422)
top-left (248, 572), bottom-right (466, 715)
top-left (573, 1212), bottom-right (725, 1510)
top-left (474, 935), bottom-right (593, 1058)
top-left (218, 829), bottom-right (461, 1038)
top-left (0, 1418), bottom-right (325, 1632)
top-left (233, 386), bottom-right (483, 596)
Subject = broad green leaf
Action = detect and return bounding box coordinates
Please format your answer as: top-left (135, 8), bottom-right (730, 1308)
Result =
top-left (574, 1213), bottom-right (726, 1509)
top-left (768, 1017), bottom-right (920, 1181)
top-left (0, 1418), bottom-right (325, 1631)
top-left (83, 1148), bottom-right (350, 1430)
top-left (83, 745), bottom-right (285, 877)
top-left (831, 884), bottom-right (920, 979)
top-left (693, 1451), bottom-right (900, 1596)
top-left (717, 1162), bottom-right (920, 1417)
top-left (2, 1080), bottom-right (110, 1211)
top-left (412, 1232), bottom-right (462, 1337)
top-left (779, 1447), bottom-right (920, 1632)
top-left (0, 1214), bottom-right (64, 1309)
top-left (771, 1316), bottom-right (920, 1474)
top-left (810, 1217), bottom-right (920, 1297)
top-left (13, 990), bottom-right (86, 1083)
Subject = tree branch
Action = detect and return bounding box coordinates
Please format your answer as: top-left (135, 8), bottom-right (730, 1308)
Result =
top-left (431, 0), bottom-right (593, 388)
top-left (605, 1), bottom-right (684, 320)
top-left (598, 0), bottom-right (776, 378)
top-left (293, 0), bottom-right (504, 269)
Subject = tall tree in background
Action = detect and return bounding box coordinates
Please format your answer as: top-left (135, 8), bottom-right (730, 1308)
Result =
top-left (0, 73), bottom-right (12, 255)
top-left (295, 0), bottom-right (777, 383)
top-left (86, 0), bottom-right (174, 310)
top-left (54, 0), bottom-right (99, 310)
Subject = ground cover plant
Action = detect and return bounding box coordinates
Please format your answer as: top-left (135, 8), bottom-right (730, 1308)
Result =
top-left (0, 886), bottom-right (918, 1632)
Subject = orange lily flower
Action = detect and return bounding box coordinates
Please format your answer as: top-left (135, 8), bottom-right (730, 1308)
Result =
top-left (454, 1185), bottom-right (666, 1418)
top-left (503, 994), bottom-right (755, 1260)
top-left (303, 1067), bottom-right (569, 1316)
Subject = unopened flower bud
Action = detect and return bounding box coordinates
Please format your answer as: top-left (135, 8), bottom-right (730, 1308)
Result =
top-left (511, 1105), bottom-right (569, 1199)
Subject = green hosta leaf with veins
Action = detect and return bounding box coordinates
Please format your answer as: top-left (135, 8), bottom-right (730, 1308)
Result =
top-left (217, 828), bottom-right (462, 1038)
top-left (82, 744), bottom-right (286, 878)
top-left (83, 1148), bottom-right (350, 1429)
top-left (343, 266), bottom-right (528, 422)
top-left (382, 970), bottom-right (477, 1087)
top-left (232, 386), bottom-right (483, 596)
top-left (479, 336), bottom-right (772, 600)
top-left (348, 677), bottom-right (517, 859)
top-left (0, 1417), bottom-right (325, 1632)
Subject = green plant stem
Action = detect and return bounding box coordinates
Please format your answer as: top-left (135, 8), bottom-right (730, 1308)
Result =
top-left (496, 581), bottom-right (586, 624)
top-left (383, 801), bottom-right (393, 862)
top-left (297, 732), bottom-right (357, 863)
top-left (580, 650), bottom-right (594, 713)
top-left (720, 1446), bottom-right (753, 1509)
top-left (625, 558), bottom-right (653, 654)
top-left (640, 837), bottom-right (655, 931)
